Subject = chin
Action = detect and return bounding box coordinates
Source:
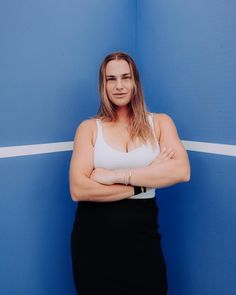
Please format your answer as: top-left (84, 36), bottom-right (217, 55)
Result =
top-left (114, 101), bottom-right (131, 108)
top-left (111, 97), bottom-right (131, 106)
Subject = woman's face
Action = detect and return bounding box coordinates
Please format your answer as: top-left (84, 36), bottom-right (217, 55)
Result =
top-left (105, 59), bottom-right (133, 107)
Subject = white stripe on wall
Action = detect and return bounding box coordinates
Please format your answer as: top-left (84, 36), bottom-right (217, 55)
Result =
top-left (0, 140), bottom-right (236, 158)
top-left (182, 140), bottom-right (236, 157)
top-left (0, 142), bottom-right (73, 158)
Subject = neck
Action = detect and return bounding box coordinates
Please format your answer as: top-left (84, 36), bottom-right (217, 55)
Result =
top-left (115, 106), bottom-right (130, 124)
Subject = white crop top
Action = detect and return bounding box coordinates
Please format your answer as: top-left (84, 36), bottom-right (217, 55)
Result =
top-left (94, 113), bottom-right (160, 199)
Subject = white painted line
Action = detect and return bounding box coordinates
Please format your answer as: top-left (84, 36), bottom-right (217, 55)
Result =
top-left (0, 140), bottom-right (235, 158)
top-left (0, 141), bottom-right (73, 158)
top-left (182, 140), bottom-right (236, 157)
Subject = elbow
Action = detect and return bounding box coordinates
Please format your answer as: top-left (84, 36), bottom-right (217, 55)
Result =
top-left (174, 161), bottom-right (190, 183)
top-left (69, 173), bottom-right (92, 201)
top-left (183, 172), bottom-right (190, 182)
top-left (181, 165), bottom-right (191, 182)
top-left (70, 185), bottom-right (85, 202)
top-left (70, 190), bottom-right (80, 202)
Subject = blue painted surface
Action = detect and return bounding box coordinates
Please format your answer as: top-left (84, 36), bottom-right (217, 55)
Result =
top-left (0, 0), bottom-right (136, 147)
top-left (0, 152), bottom-right (76, 294)
top-left (137, 0), bottom-right (236, 145)
top-left (158, 152), bottom-right (236, 295)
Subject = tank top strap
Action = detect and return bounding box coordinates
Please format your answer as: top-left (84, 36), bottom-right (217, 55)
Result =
top-left (147, 113), bottom-right (155, 131)
top-left (147, 113), bottom-right (159, 143)
top-left (95, 119), bottom-right (103, 139)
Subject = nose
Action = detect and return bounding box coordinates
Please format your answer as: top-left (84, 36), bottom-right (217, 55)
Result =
top-left (115, 78), bottom-right (124, 90)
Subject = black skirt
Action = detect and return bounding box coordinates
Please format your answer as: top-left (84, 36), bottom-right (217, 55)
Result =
top-left (71, 197), bottom-right (168, 295)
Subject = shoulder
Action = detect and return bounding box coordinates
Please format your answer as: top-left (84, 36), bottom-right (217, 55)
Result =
top-left (76, 118), bottom-right (97, 133)
top-left (78, 118), bottom-right (97, 128)
top-left (152, 113), bottom-right (174, 123)
top-left (152, 112), bottom-right (176, 129)
top-left (74, 118), bottom-right (97, 141)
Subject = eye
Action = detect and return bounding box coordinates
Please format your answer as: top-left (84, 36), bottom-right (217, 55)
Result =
top-left (106, 77), bottom-right (115, 81)
top-left (123, 76), bottom-right (131, 80)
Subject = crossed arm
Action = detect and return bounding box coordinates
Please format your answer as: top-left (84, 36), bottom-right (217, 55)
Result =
top-left (69, 114), bottom-right (190, 202)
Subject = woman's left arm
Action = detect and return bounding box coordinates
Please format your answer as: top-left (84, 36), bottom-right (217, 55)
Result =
top-left (128, 113), bottom-right (190, 188)
top-left (91, 113), bottom-right (190, 188)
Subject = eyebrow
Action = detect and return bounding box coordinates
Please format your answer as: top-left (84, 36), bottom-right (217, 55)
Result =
top-left (106, 73), bottom-right (131, 78)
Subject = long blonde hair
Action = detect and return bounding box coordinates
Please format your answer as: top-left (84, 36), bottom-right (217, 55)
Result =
top-left (96, 52), bottom-right (155, 146)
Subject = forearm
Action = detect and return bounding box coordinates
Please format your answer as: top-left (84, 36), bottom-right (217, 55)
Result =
top-left (70, 175), bottom-right (134, 202)
top-left (128, 159), bottom-right (190, 188)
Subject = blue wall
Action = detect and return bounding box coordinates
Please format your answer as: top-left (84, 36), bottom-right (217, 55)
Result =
top-left (0, 0), bottom-right (136, 146)
top-left (137, 0), bottom-right (236, 145)
top-left (137, 1), bottom-right (236, 294)
top-left (1, 1), bottom-right (236, 294)
top-left (0, 1), bottom-right (135, 294)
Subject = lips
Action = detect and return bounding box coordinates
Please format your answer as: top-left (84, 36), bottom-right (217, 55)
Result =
top-left (113, 93), bottom-right (128, 96)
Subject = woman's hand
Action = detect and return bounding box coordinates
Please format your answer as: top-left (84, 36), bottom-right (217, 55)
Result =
top-left (91, 168), bottom-right (132, 185)
top-left (151, 146), bottom-right (174, 165)
top-left (91, 168), bottom-right (117, 185)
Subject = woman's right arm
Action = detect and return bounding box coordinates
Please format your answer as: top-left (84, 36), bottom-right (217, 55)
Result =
top-left (69, 119), bottom-right (134, 202)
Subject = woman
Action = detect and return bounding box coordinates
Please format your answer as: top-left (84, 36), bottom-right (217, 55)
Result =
top-left (69, 52), bottom-right (190, 295)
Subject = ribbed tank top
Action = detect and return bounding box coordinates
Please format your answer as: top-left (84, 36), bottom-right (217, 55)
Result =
top-left (94, 113), bottom-right (160, 199)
